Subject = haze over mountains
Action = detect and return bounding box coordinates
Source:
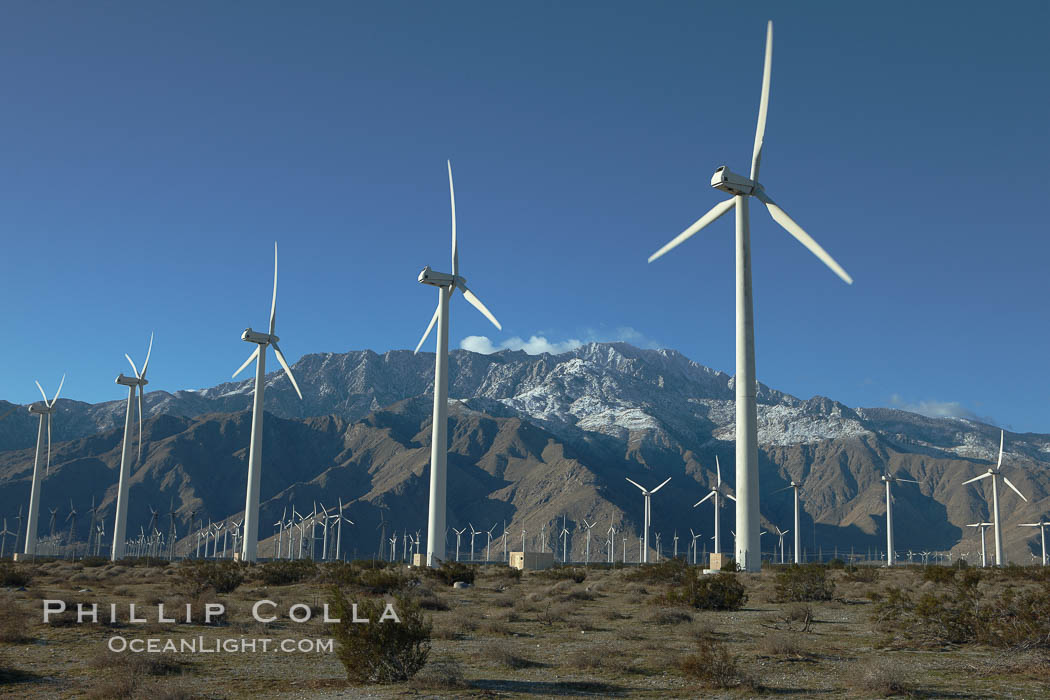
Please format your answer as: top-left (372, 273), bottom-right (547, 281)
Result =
top-left (0, 343), bottom-right (1047, 562)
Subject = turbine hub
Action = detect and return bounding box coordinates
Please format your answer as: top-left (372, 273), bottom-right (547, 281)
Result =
top-left (710, 165), bottom-right (758, 196)
top-left (115, 374), bottom-right (148, 387)
top-left (242, 328), bottom-right (277, 345)
top-left (418, 266), bottom-right (456, 288)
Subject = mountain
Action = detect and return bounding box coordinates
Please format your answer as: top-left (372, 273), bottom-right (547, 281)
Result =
top-left (0, 342), bottom-right (1047, 563)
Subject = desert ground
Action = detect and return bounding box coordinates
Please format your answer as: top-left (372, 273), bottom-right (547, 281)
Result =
top-left (0, 557), bottom-right (1047, 699)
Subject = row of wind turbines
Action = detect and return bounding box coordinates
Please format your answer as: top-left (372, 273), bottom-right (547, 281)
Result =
top-left (9, 21), bottom-right (1045, 570)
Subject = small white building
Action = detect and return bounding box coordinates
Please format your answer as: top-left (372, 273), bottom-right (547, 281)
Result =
top-left (509, 551), bottom-right (555, 571)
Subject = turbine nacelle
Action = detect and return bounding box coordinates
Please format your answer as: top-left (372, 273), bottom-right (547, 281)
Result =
top-left (418, 266), bottom-right (458, 288)
top-left (242, 328), bottom-right (278, 345)
top-left (28, 403), bottom-right (54, 416)
top-left (710, 166), bottom-right (759, 196)
top-left (115, 374), bottom-right (148, 387)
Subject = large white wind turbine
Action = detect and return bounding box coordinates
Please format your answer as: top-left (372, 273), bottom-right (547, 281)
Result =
top-left (232, 243), bottom-right (303, 562)
top-left (647, 21), bottom-right (852, 572)
top-left (693, 457), bottom-right (736, 558)
top-left (111, 334), bottom-right (153, 560)
top-left (625, 476), bottom-right (671, 563)
top-left (23, 375), bottom-right (64, 557)
top-left (413, 161), bottom-right (502, 567)
top-left (961, 430), bottom-right (1028, 566)
top-left (880, 471), bottom-right (920, 568)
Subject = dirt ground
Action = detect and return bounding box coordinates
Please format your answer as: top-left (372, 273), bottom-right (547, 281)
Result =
top-left (1, 559), bottom-right (1048, 699)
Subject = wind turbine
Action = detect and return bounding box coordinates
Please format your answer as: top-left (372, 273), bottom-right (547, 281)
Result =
top-left (485, 523), bottom-right (498, 562)
top-left (413, 161), bottom-right (502, 567)
top-left (625, 476), bottom-right (671, 563)
top-left (606, 525), bottom-right (616, 564)
top-left (647, 21), bottom-right (852, 572)
top-left (452, 527), bottom-right (466, 562)
top-left (690, 529), bottom-right (703, 565)
top-left (693, 457), bottom-right (736, 558)
top-left (561, 519), bottom-right (570, 564)
top-left (334, 498), bottom-right (352, 562)
top-left (771, 480), bottom-right (804, 563)
top-left (65, 499), bottom-right (78, 560)
top-left (0, 519), bottom-right (12, 559)
top-left (468, 523), bottom-right (480, 562)
top-left (110, 334), bottom-right (153, 560)
top-left (581, 519), bottom-right (596, 565)
top-left (961, 430), bottom-right (1028, 565)
top-left (1019, 520), bottom-right (1049, 566)
top-left (23, 376), bottom-right (65, 557)
top-left (966, 522), bottom-right (992, 568)
top-left (773, 525), bottom-right (790, 564)
top-left (232, 243), bottom-right (304, 562)
top-left (880, 472), bottom-right (920, 567)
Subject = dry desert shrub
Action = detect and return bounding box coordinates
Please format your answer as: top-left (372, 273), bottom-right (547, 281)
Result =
top-left (564, 648), bottom-right (608, 670)
top-left (328, 592), bottom-right (431, 683)
top-left (646, 607), bottom-right (692, 625)
top-left (677, 637), bottom-right (755, 690)
top-left (0, 600), bottom-right (31, 643)
top-left (407, 655), bottom-right (471, 690)
top-left (490, 642), bottom-right (543, 669)
top-left (491, 592), bottom-right (516, 607)
top-left (774, 564), bottom-right (835, 602)
top-left (856, 660), bottom-right (911, 696)
top-left (760, 633), bottom-right (806, 658)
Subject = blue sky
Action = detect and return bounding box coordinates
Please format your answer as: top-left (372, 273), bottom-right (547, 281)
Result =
top-left (1, 2), bottom-right (1047, 431)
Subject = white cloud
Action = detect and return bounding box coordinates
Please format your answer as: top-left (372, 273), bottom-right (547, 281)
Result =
top-left (460, 327), bottom-right (658, 356)
top-left (889, 394), bottom-right (994, 424)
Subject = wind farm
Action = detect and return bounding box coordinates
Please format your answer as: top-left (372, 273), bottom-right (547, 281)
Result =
top-left (0, 5), bottom-right (1047, 700)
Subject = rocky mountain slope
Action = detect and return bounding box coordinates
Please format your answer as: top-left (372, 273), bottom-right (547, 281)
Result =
top-left (0, 343), bottom-right (1047, 562)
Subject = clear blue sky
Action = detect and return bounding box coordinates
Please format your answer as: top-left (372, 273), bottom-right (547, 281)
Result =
top-left (1, 2), bottom-right (1047, 431)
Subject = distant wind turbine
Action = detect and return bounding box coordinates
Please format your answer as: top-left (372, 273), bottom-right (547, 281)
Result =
top-left (771, 480), bottom-right (803, 563)
top-left (647, 21), bottom-right (852, 572)
top-left (694, 457), bottom-right (736, 558)
top-left (625, 476), bottom-right (671, 563)
top-left (413, 162), bottom-right (502, 567)
top-left (880, 471), bottom-right (920, 568)
top-left (24, 375), bottom-right (65, 557)
top-left (232, 243), bottom-right (303, 562)
top-left (961, 430), bottom-right (1028, 565)
top-left (1019, 520), bottom-right (1049, 566)
top-left (111, 334), bottom-right (153, 561)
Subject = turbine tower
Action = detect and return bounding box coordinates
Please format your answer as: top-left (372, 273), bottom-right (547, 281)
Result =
top-left (111, 334), bottom-right (153, 560)
top-left (880, 471), bottom-right (920, 567)
top-left (232, 243), bottom-right (303, 562)
top-left (1019, 520), bottom-right (1049, 566)
top-left (413, 161), bottom-right (502, 567)
top-left (23, 376), bottom-right (64, 557)
top-left (625, 476), bottom-right (671, 563)
top-left (647, 21), bottom-right (853, 571)
top-left (961, 430), bottom-right (1028, 566)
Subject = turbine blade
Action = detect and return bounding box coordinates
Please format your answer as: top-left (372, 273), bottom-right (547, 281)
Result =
top-left (459, 284), bottom-right (502, 330)
top-left (771, 485), bottom-right (793, 494)
top-left (414, 302), bottom-right (441, 354)
top-left (51, 374), bottom-right (65, 405)
top-left (233, 347), bottom-right (261, 379)
top-left (448, 161), bottom-right (458, 279)
top-left (1002, 476), bottom-right (1027, 502)
top-left (754, 189), bottom-right (853, 285)
top-left (125, 353), bottom-right (140, 379)
top-left (693, 491), bottom-right (715, 507)
top-left (46, 413), bottom-right (52, 475)
top-left (271, 342), bottom-right (303, 401)
top-left (625, 477), bottom-right (646, 492)
top-left (141, 332), bottom-right (154, 379)
top-left (725, 493), bottom-right (737, 502)
top-left (898, 479), bottom-right (920, 484)
top-left (997, 430), bottom-right (1004, 469)
top-left (962, 472), bottom-right (992, 485)
top-left (750, 21), bottom-right (773, 181)
top-left (269, 242), bottom-right (278, 336)
top-left (650, 477), bottom-right (672, 494)
top-left (35, 381), bottom-right (48, 404)
top-left (716, 455), bottom-right (722, 487)
top-left (647, 199), bottom-right (735, 263)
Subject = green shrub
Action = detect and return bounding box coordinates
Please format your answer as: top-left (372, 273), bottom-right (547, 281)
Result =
top-left (664, 573), bottom-right (747, 611)
top-left (328, 590), bottom-right (431, 683)
top-left (0, 564), bottom-right (30, 588)
top-left (357, 568), bottom-right (411, 594)
top-left (625, 557), bottom-right (689, 584)
top-left (828, 558), bottom-right (845, 570)
top-left (424, 561), bottom-right (476, 587)
top-left (177, 561), bottom-right (244, 595)
top-left (843, 566), bottom-right (879, 584)
top-left (536, 566), bottom-right (587, 583)
top-left (720, 558), bottom-right (740, 572)
top-left (258, 559), bottom-right (317, 586)
top-left (79, 557), bottom-right (108, 568)
top-left (922, 565), bottom-right (956, 585)
top-left (774, 564), bottom-right (834, 602)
